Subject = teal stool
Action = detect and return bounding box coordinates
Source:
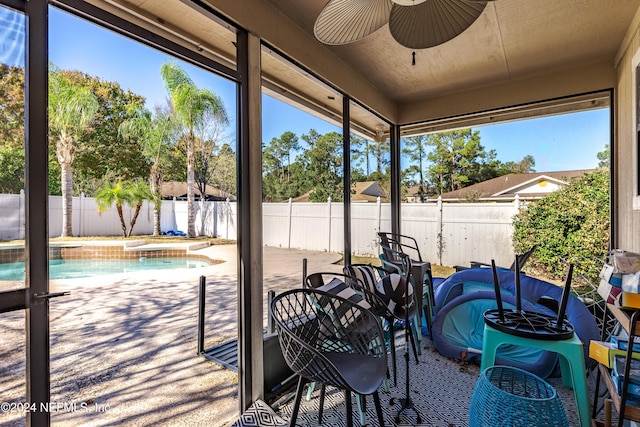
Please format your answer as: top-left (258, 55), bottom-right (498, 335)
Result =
top-left (480, 324), bottom-right (590, 427)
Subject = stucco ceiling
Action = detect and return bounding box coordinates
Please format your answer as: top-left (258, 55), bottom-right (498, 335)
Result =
top-left (264, 1), bottom-right (639, 102)
top-left (83, 0), bottom-right (640, 132)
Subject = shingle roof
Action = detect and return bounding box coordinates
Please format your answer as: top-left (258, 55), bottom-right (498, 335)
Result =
top-left (161, 181), bottom-right (236, 201)
top-left (438, 169), bottom-right (594, 201)
top-left (292, 181), bottom-right (387, 202)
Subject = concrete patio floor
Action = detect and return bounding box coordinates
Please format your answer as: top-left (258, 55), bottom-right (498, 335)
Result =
top-left (274, 338), bottom-right (589, 427)
top-left (0, 243), bottom-right (603, 426)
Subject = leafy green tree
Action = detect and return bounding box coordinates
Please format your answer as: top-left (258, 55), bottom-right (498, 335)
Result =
top-left (0, 65), bottom-right (26, 194)
top-left (274, 131), bottom-right (300, 184)
top-left (0, 64), bottom-right (24, 149)
top-left (488, 154), bottom-right (537, 177)
top-left (514, 155), bottom-right (536, 173)
top-left (300, 130), bottom-right (344, 202)
top-left (192, 110), bottom-right (234, 233)
top-left (369, 137), bottom-right (390, 176)
top-left (465, 147), bottom-right (502, 185)
top-left (48, 65), bottom-right (99, 237)
top-left (48, 154), bottom-right (62, 196)
top-left (351, 132), bottom-right (389, 182)
top-left (2, 67), bottom-right (149, 197)
top-left (119, 103), bottom-right (178, 235)
top-left (193, 108), bottom-right (233, 201)
top-left (262, 140), bottom-right (282, 201)
top-left (597, 144), bottom-right (610, 168)
top-left (403, 129), bottom-right (537, 197)
top-left (209, 143), bottom-right (236, 196)
top-left (95, 179), bottom-right (152, 237)
top-left (403, 134), bottom-right (430, 201)
top-left (512, 169), bottom-right (610, 285)
top-left (263, 131), bottom-right (302, 201)
top-left (161, 61), bottom-right (228, 237)
top-left (0, 146), bottom-right (24, 193)
top-left (163, 139), bottom-right (188, 183)
top-left (60, 70), bottom-right (150, 193)
top-left (426, 129), bottom-right (484, 194)
top-left (350, 135), bottom-right (372, 177)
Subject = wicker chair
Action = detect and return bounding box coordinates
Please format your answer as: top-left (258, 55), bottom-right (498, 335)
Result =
top-left (270, 288), bottom-right (388, 427)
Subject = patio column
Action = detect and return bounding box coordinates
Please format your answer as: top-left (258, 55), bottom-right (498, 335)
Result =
top-left (237, 30), bottom-right (264, 410)
top-left (343, 97), bottom-right (351, 266)
top-left (390, 125), bottom-right (401, 235)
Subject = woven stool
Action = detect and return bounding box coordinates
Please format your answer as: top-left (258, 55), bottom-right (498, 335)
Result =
top-left (469, 366), bottom-right (568, 427)
top-left (480, 324), bottom-right (590, 427)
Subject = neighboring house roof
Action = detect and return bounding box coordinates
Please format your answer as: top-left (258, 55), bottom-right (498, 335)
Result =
top-left (161, 181), bottom-right (236, 201)
top-left (291, 191), bottom-right (312, 202)
top-left (406, 185), bottom-right (429, 200)
top-left (438, 169), bottom-right (594, 201)
top-left (291, 181), bottom-right (387, 203)
top-left (352, 181), bottom-right (386, 202)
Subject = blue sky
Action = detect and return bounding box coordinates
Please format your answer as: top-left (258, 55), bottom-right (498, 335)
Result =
top-left (47, 6), bottom-right (609, 173)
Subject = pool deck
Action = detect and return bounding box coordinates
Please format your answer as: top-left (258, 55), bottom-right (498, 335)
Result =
top-left (0, 243), bottom-right (342, 427)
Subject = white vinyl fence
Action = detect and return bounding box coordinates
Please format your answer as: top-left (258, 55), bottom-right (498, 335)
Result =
top-left (0, 192), bottom-right (521, 267)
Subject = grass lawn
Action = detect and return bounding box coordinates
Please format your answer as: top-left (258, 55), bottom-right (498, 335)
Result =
top-left (350, 254), bottom-right (456, 278)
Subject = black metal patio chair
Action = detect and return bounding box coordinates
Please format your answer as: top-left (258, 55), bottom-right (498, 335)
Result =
top-left (303, 270), bottom-right (388, 424)
top-left (270, 288), bottom-right (388, 427)
top-left (343, 263), bottom-right (420, 386)
top-left (378, 232), bottom-right (435, 339)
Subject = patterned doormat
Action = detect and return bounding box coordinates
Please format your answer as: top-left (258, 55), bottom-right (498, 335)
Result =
top-left (230, 399), bottom-right (287, 427)
top-left (273, 340), bottom-right (584, 426)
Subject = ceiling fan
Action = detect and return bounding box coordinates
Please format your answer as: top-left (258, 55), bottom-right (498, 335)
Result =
top-left (314, 0), bottom-right (494, 50)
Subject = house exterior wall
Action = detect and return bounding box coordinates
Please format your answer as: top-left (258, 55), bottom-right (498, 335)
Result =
top-left (615, 9), bottom-right (640, 252)
top-left (515, 181), bottom-right (562, 195)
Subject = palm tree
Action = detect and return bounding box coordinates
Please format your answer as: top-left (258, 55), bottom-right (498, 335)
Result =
top-left (119, 104), bottom-right (177, 236)
top-left (126, 179), bottom-right (153, 237)
top-left (95, 179), bottom-right (152, 237)
top-left (95, 180), bottom-right (132, 237)
top-left (49, 66), bottom-right (99, 237)
top-left (160, 61), bottom-right (228, 238)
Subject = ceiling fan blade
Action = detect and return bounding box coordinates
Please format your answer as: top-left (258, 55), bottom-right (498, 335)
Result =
top-left (389, 0), bottom-right (488, 49)
top-left (314, 0), bottom-right (393, 45)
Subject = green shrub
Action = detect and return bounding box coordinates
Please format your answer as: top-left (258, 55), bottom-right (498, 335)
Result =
top-left (512, 169), bottom-right (610, 286)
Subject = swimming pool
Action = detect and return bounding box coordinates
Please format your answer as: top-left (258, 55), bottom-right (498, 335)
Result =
top-left (0, 257), bottom-right (214, 280)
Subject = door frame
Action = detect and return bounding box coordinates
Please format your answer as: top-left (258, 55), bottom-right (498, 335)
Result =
top-left (0, 0), bottom-right (51, 425)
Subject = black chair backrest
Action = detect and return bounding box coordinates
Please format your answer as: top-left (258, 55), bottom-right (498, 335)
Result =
top-left (269, 288), bottom-right (386, 391)
top-left (343, 264), bottom-right (392, 317)
top-left (305, 271), bottom-right (358, 290)
top-left (378, 232), bottom-right (423, 263)
top-left (343, 264), bottom-right (379, 293)
top-left (378, 243), bottom-right (413, 279)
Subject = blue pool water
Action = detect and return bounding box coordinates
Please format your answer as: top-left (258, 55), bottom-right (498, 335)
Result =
top-left (0, 257), bottom-right (213, 280)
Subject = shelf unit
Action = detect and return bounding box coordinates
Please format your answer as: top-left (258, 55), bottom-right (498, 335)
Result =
top-left (594, 304), bottom-right (640, 426)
